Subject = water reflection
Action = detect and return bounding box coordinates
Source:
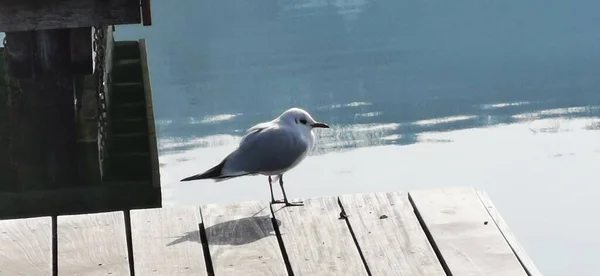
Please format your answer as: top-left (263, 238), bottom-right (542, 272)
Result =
top-left (155, 103), bottom-right (600, 158)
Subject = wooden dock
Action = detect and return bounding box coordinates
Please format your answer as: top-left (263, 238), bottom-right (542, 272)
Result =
top-left (0, 187), bottom-right (541, 276)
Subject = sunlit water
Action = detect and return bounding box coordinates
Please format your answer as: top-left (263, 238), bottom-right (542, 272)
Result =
top-left (3, 0), bottom-right (599, 275)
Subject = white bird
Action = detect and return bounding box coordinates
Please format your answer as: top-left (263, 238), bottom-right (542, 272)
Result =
top-left (180, 107), bottom-right (330, 206)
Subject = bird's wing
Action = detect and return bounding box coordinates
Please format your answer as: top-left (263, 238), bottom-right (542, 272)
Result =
top-left (238, 121), bottom-right (272, 146)
top-left (222, 125), bottom-right (309, 175)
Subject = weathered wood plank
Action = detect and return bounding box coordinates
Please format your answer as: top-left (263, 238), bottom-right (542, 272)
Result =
top-left (57, 211), bottom-right (130, 275)
top-left (339, 193), bottom-right (446, 276)
top-left (0, 217), bottom-right (52, 276)
top-left (130, 207), bottom-right (207, 275)
top-left (202, 201), bottom-right (286, 276)
top-left (0, 0), bottom-right (141, 32)
top-left (141, 0), bottom-right (153, 26)
top-left (139, 39), bottom-right (160, 190)
top-left (409, 187), bottom-right (528, 276)
top-left (477, 191), bottom-right (543, 276)
top-left (272, 197), bottom-right (367, 276)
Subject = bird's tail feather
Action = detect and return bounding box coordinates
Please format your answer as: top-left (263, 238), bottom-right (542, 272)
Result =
top-left (180, 159), bottom-right (226, 182)
top-left (180, 158), bottom-right (252, 182)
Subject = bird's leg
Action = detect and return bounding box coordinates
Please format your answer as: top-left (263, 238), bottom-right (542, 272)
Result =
top-left (269, 175), bottom-right (285, 204)
top-left (279, 174), bottom-right (304, 207)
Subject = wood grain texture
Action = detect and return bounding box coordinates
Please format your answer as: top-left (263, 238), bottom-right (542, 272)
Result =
top-left (57, 211), bottom-right (130, 276)
top-left (0, 217), bottom-right (52, 276)
top-left (0, 0), bottom-right (141, 32)
top-left (339, 193), bottom-right (446, 276)
top-left (272, 196), bottom-right (367, 276)
top-left (130, 207), bottom-right (207, 275)
top-left (477, 191), bottom-right (543, 276)
top-left (409, 187), bottom-right (528, 276)
top-left (201, 201), bottom-right (286, 276)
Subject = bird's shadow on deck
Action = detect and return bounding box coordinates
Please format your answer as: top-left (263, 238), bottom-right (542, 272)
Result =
top-left (167, 215), bottom-right (282, 246)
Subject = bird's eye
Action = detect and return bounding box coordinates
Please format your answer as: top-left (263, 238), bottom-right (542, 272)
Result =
top-left (299, 119), bottom-right (307, 125)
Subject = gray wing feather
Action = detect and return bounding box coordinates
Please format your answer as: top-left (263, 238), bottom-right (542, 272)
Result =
top-left (226, 125), bottom-right (309, 174)
top-left (239, 121), bottom-right (271, 145)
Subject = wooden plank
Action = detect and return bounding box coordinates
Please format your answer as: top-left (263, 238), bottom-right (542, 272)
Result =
top-left (339, 193), bottom-right (446, 276)
top-left (408, 187), bottom-right (528, 276)
top-left (141, 0), bottom-right (153, 26)
top-left (0, 0), bottom-right (141, 32)
top-left (102, 25), bottom-right (115, 109)
top-left (0, 217), bottom-right (52, 276)
top-left (57, 211), bottom-right (130, 275)
top-left (139, 39), bottom-right (160, 190)
top-left (272, 196), bottom-right (367, 276)
top-left (97, 25), bottom-right (113, 179)
top-left (477, 191), bottom-right (543, 276)
top-left (201, 201), bottom-right (287, 276)
top-left (130, 207), bottom-right (207, 275)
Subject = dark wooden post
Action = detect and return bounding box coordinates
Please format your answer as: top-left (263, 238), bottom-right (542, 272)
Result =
top-left (5, 29), bottom-right (78, 190)
top-left (0, 0), bottom-right (157, 218)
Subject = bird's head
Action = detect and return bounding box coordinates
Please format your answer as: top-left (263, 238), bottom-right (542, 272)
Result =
top-left (278, 107), bottom-right (330, 131)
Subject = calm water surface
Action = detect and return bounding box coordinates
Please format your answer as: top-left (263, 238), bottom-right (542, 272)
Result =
top-left (8, 0), bottom-right (600, 274)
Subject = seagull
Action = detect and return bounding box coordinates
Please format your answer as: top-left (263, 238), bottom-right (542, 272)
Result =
top-left (180, 107), bottom-right (330, 206)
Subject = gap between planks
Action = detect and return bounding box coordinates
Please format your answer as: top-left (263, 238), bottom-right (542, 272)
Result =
top-left (56, 211), bottom-right (130, 276)
top-left (201, 201), bottom-right (286, 276)
top-left (129, 206), bottom-right (207, 276)
top-left (408, 187), bottom-right (530, 276)
top-left (271, 196), bottom-right (368, 276)
top-left (476, 191), bottom-right (543, 276)
top-left (0, 189), bottom-right (538, 276)
top-left (338, 192), bottom-right (446, 276)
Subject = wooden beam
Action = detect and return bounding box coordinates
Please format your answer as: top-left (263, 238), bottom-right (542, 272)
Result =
top-left (0, 217), bottom-right (52, 276)
top-left (0, 182), bottom-right (160, 219)
top-left (201, 201), bottom-right (287, 276)
top-left (141, 0), bottom-right (153, 26)
top-left (130, 207), bottom-right (207, 275)
top-left (139, 39), bottom-right (160, 189)
top-left (338, 193), bottom-right (446, 276)
top-left (0, 0), bottom-right (142, 32)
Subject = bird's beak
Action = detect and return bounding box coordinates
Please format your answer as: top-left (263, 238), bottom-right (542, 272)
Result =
top-left (311, 122), bottom-right (330, 128)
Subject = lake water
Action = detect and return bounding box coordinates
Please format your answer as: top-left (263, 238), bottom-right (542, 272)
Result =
top-left (4, 0), bottom-right (599, 274)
